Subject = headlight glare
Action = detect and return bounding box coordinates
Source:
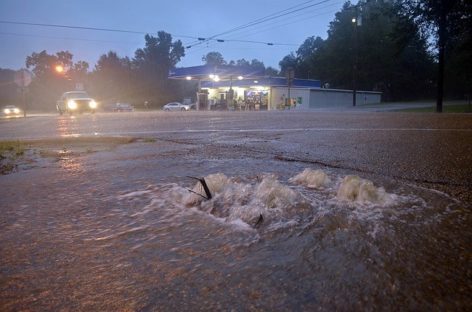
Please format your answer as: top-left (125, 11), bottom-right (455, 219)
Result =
top-left (14, 108), bottom-right (20, 114)
top-left (4, 109), bottom-right (10, 114)
top-left (89, 100), bottom-right (97, 109)
top-left (67, 100), bottom-right (78, 110)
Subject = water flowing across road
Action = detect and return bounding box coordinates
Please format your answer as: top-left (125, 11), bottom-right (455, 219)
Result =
top-left (1, 112), bottom-right (471, 310)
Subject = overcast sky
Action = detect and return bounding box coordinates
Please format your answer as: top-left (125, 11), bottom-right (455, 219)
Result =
top-left (0, 0), bottom-right (351, 71)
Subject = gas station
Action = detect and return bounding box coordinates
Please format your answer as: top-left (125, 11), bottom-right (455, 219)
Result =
top-left (169, 65), bottom-right (381, 110)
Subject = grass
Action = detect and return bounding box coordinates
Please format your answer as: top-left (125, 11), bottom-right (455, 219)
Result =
top-left (0, 141), bottom-right (25, 174)
top-left (0, 141), bottom-right (25, 157)
top-left (395, 102), bottom-right (472, 113)
top-left (0, 136), bottom-right (138, 175)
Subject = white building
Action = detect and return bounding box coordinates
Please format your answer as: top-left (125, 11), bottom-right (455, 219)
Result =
top-left (169, 65), bottom-right (381, 110)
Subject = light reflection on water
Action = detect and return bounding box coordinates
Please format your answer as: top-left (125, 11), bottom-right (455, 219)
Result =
top-left (56, 115), bottom-right (78, 137)
top-left (1, 167), bottom-right (470, 310)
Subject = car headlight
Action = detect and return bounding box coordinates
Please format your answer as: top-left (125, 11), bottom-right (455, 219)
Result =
top-left (4, 109), bottom-right (10, 114)
top-left (67, 100), bottom-right (78, 110)
top-left (88, 100), bottom-right (97, 109)
top-left (14, 108), bottom-right (20, 114)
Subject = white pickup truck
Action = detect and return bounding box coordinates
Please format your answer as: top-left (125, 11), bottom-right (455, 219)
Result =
top-left (56, 91), bottom-right (98, 115)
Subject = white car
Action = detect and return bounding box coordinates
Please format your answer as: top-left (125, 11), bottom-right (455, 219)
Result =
top-left (3, 105), bottom-right (21, 116)
top-left (56, 91), bottom-right (98, 115)
top-left (163, 102), bottom-right (190, 111)
top-left (113, 103), bottom-right (134, 112)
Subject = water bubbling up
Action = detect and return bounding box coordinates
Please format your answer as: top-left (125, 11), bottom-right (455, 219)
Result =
top-left (173, 170), bottom-right (403, 230)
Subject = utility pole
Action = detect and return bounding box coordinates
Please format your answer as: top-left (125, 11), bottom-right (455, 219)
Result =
top-left (436, 5), bottom-right (447, 113)
top-left (286, 67), bottom-right (294, 109)
top-left (352, 5), bottom-right (361, 107)
top-left (14, 69), bottom-right (32, 117)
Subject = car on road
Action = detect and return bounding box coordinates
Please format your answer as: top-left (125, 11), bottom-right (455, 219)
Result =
top-left (163, 102), bottom-right (191, 111)
top-left (56, 91), bottom-right (98, 115)
top-left (112, 103), bottom-right (134, 112)
top-left (3, 105), bottom-right (21, 116)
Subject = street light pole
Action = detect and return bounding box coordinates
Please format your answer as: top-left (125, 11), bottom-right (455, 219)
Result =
top-left (352, 6), bottom-right (360, 107)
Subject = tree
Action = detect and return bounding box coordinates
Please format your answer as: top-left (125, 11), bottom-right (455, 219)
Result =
top-left (90, 51), bottom-right (131, 103)
top-left (70, 60), bottom-right (89, 82)
top-left (25, 50), bottom-right (88, 110)
top-left (400, 0), bottom-right (472, 111)
top-left (296, 36), bottom-right (325, 79)
top-left (265, 66), bottom-right (279, 76)
top-left (279, 53), bottom-right (298, 76)
top-left (0, 68), bottom-right (18, 105)
top-left (234, 58), bottom-right (250, 67)
top-left (132, 32), bottom-right (185, 104)
top-left (134, 32), bottom-right (185, 81)
top-left (202, 52), bottom-right (226, 66)
top-left (26, 50), bottom-right (72, 78)
top-left (279, 0), bottom-right (435, 100)
top-left (249, 59), bottom-right (265, 72)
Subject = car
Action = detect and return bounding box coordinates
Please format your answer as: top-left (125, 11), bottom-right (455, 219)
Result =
top-left (3, 105), bottom-right (21, 116)
top-left (113, 102), bottom-right (134, 112)
top-left (56, 91), bottom-right (98, 115)
top-left (163, 102), bottom-right (190, 111)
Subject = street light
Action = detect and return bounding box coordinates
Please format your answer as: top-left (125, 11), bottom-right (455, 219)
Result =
top-left (352, 6), bottom-right (361, 107)
top-left (55, 64), bottom-right (64, 73)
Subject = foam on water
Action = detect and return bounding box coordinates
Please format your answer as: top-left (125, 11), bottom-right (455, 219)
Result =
top-left (184, 173), bottom-right (307, 228)
top-left (289, 168), bottom-right (331, 189)
top-left (111, 170), bottom-right (431, 238)
top-left (336, 175), bottom-right (396, 205)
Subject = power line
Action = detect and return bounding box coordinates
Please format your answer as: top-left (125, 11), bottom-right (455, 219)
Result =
top-left (186, 0), bottom-right (332, 49)
top-left (0, 20), bottom-right (146, 35)
top-left (0, 31), bottom-right (142, 45)
top-left (228, 8), bottom-right (340, 41)
top-left (0, 20), bottom-right (297, 47)
top-left (184, 0), bottom-right (323, 47)
top-left (223, 1), bottom-right (342, 40)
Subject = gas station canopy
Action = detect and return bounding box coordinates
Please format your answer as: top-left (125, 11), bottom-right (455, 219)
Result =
top-left (168, 65), bottom-right (265, 81)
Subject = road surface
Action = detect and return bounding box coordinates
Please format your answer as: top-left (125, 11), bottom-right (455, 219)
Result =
top-left (1, 111), bottom-right (471, 311)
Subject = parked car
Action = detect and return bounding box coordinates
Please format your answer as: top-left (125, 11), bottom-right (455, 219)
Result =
top-left (163, 102), bottom-right (191, 111)
top-left (210, 102), bottom-right (228, 110)
top-left (56, 91), bottom-right (98, 115)
top-left (3, 105), bottom-right (21, 116)
top-left (113, 103), bottom-right (134, 112)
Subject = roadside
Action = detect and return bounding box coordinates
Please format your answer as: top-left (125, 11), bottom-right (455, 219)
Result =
top-left (321, 100), bottom-right (472, 112)
top-left (2, 100), bottom-right (472, 118)
top-left (0, 137), bottom-right (140, 175)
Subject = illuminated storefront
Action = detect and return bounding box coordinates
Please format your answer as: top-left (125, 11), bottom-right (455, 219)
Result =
top-left (169, 65), bottom-right (380, 110)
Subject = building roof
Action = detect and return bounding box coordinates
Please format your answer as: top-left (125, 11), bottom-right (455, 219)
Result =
top-left (169, 65), bottom-right (264, 80)
top-left (201, 77), bottom-right (321, 88)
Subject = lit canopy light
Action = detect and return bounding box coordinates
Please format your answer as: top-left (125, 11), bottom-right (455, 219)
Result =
top-left (186, 76), bottom-right (192, 80)
top-left (351, 17), bottom-right (357, 23)
top-left (237, 76), bottom-right (244, 80)
top-left (213, 75), bottom-right (220, 82)
top-left (168, 65), bottom-right (265, 82)
top-left (254, 80), bottom-right (259, 84)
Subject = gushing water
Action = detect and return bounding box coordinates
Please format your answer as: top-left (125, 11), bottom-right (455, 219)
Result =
top-left (3, 167), bottom-right (469, 311)
top-left (289, 168), bottom-right (331, 189)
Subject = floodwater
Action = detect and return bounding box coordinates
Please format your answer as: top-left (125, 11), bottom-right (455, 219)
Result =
top-left (1, 139), bottom-right (470, 311)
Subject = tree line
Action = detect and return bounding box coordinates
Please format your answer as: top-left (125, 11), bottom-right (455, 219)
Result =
top-left (0, 0), bottom-right (470, 111)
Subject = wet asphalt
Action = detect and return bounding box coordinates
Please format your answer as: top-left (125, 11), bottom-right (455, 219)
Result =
top-left (1, 110), bottom-right (471, 311)
top-left (1, 110), bottom-right (471, 201)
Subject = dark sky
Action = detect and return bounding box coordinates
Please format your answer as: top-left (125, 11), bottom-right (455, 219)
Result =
top-left (0, 0), bottom-right (350, 71)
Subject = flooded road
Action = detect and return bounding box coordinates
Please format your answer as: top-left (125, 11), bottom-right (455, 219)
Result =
top-left (1, 111), bottom-right (471, 310)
